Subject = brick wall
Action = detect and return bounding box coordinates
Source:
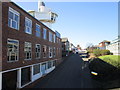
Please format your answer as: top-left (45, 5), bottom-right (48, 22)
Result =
top-left (2, 2), bottom-right (62, 71)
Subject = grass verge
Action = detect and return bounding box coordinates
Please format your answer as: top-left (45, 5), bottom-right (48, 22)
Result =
top-left (99, 55), bottom-right (120, 69)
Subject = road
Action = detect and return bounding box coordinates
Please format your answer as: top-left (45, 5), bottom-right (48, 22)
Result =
top-left (31, 54), bottom-right (102, 88)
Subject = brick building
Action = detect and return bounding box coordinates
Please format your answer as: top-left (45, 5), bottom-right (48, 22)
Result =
top-left (0, 1), bottom-right (62, 89)
top-left (61, 38), bottom-right (70, 56)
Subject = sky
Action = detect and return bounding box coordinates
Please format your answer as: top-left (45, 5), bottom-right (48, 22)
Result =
top-left (15, 1), bottom-right (118, 49)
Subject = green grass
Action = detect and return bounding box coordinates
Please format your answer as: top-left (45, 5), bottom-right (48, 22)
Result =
top-left (99, 55), bottom-right (120, 69)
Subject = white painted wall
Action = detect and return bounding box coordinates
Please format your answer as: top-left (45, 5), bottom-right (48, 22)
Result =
top-left (17, 69), bottom-right (21, 88)
top-left (1, 61), bottom-right (56, 89)
top-left (46, 66), bottom-right (55, 74)
top-left (35, 11), bottom-right (51, 21)
top-left (106, 42), bottom-right (120, 55)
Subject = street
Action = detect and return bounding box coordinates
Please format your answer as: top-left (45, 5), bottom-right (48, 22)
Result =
top-left (30, 54), bottom-right (102, 88)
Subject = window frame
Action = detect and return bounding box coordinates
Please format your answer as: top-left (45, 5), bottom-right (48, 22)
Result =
top-left (53, 47), bottom-right (56, 58)
top-left (7, 38), bottom-right (19, 62)
top-left (49, 47), bottom-right (53, 58)
top-left (47, 61), bottom-right (52, 69)
top-left (43, 28), bottom-right (47, 40)
top-left (8, 7), bottom-right (20, 30)
top-left (49, 32), bottom-right (53, 42)
top-left (35, 44), bottom-right (41, 59)
top-left (35, 23), bottom-right (41, 37)
top-left (43, 45), bottom-right (47, 58)
top-left (24, 42), bottom-right (32, 60)
top-left (33, 64), bottom-right (41, 75)
top-left (25, 17), bottom-right (32, 34)
top-left (53, 34), bottom-right (56, 43)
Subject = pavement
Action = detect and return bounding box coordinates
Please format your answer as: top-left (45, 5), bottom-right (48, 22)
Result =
top-left (24, 54), bottom-right (102, 88)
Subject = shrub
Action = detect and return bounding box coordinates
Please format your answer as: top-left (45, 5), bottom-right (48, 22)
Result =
top-left (93, 49), bottom-right (111, 57)
top-left (100, 50), bottom-right (110, 55)
top-left (87, 50), bottom-right (93, 53)
top-left (93, 49), bottom-right (101, 57)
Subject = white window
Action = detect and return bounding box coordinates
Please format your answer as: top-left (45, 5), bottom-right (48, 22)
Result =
top-left (24, 42), bottom-right (32, 60)
top-left (53, 60), bottom-right (56, 66)
top-left (36, 24), bottom-right (41, 37)
top-left (8, 7), bottom-right (20, 30)
top-left (49, 47), bottom-right (53, 58)
top-left (25, 17), bottom-right (32, 34)
top-left (59, 48), bottom-right (61, 54)
top-left (43, 45), bottom-right (47, 58)
top-left (33, 64), bottom-right (40, 75)
top-left (7, 39), bottom-right (19, 62)
top-left (47, 61), bottom-right (52, 69)
top-left (43, 28), bottom-right (47, 40)
top-left (56, 37), bottom-right (58, 43)
top-left (35, 44), bottom-right (41, 59)
top-left (53, 47), bottom-right (56, 57)
top-left (49, 32), bottom-right (53, 42)
top-left (53, 34), bottom-right (56, 43)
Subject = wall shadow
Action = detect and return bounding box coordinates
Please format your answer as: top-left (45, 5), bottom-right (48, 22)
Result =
top-left (89, 58), bottom-right (120, 89)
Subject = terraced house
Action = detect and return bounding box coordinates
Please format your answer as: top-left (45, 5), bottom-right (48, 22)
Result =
top-left (0, 0), bottom-right (62, 89)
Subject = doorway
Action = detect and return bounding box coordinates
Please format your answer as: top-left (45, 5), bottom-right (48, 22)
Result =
top-left (2, 70), bottom-right (17, 89)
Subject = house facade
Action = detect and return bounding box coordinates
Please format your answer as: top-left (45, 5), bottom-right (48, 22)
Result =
top-left (61, 38), bottom-right (70, 56)
top-left (98, 40), bottom-right (110, 50)
top-left (0, 1), bottom-right (62, 89)
top-left (106, 37), bottom-right (120, 55)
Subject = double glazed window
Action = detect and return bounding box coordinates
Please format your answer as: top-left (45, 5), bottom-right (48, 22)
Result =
top-left (24, 42), bottom-right (32, 60)
top-left (49, 32), bottom-right (53, 42)
top-left (35, 44), bottom-right (41, 59)
top-left (25, 17), bottom-right (32, 34)
top-left (8, 7), bottom-right (20, 30)
top-left (47, 61), bottom-right (52, 69)
top-left (53, 47), bottom-right (56, 57)
top-left (43, 45), bottom-right (47, 58)
top-left (43, 28), bottom-right (47, 40)
top-left (7, 39), bottom-right (19, 61)
top-left (53, 60), bottom-right (56, 66)
top-left (49, 47), bottom-right (53, 58)
top-left (36, 24), bottom-right (41, 37)
top-left (33, 64), bottom-right (40, 75)
top-left (53, 34), bottom-right (56, 43)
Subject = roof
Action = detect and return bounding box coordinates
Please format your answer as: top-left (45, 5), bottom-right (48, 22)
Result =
top-left (62, 38), bottom-right (68, 42)
top-left (102, 40), bottom-right (110, 42)
top-left (99, 40), bottom-right (110, 44)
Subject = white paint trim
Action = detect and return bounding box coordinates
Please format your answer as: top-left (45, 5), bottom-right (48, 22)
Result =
top-left (1, 60), bottom-right (57, 89)
top-left (20, 81), bottom-right (32, 88)
top-left (17, 69), bottom-right (21, 88)
top-left (46, 66), bottom-right (55, 74)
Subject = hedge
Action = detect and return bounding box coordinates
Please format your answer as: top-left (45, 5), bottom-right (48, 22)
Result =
top-left (93, 49), bottom-right (111, 57)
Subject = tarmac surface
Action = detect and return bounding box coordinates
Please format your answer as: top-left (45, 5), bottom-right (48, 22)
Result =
top-left (29, 54), bottom-right (102, 88)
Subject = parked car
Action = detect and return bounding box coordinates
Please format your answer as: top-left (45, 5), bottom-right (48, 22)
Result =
top-left (76, 52), bottom-right (79, 54)
top-left (80, 53), bottom-right (88, 58)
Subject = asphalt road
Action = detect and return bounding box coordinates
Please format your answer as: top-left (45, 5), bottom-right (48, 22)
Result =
top-left (32, 54), bottom-right (102, 88)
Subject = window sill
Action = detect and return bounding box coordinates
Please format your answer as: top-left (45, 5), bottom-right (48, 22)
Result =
top-left (9, 26), bottom-right (19, 30)
top-left (7, 60), bottom-right (19, 63)
top-left (35, 58), bottom-right (41, 60)
top-left (24, 59), bottom-right (32, 60)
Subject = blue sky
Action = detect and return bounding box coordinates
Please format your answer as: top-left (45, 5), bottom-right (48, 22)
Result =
top-left (15, 2), bottom-right (118, 49)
